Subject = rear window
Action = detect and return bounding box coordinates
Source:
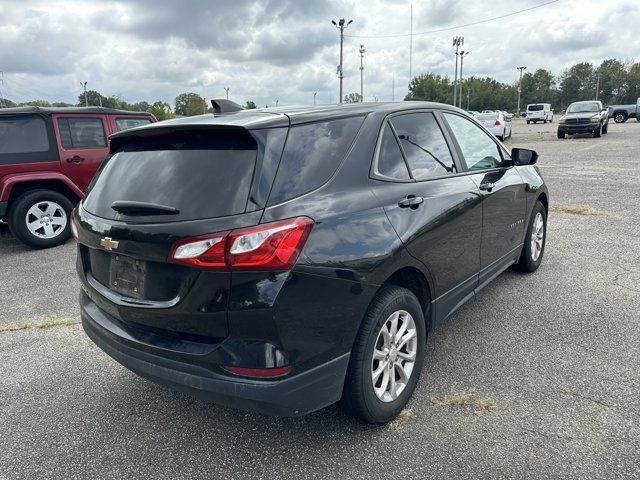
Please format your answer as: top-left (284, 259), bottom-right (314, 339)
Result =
top-left (115, 117), bottom-right (152, 132)
top-left (0, 116), bottom-right (49, 154)
top-left (267, 116), bottom-right (364, 205)
top-left (527, 105), bottom-right (544, 111)
top-left (82, 129), bottom-right (258, 222)
top-left (477, 113), bottom-right (498, 121)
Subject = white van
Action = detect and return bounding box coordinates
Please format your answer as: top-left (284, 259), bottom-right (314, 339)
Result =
top-left (526, 103), bottom-right (553, 124)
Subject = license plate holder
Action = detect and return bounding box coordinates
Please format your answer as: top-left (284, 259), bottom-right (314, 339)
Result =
top-left (109, 254), bottom-right (146, 298)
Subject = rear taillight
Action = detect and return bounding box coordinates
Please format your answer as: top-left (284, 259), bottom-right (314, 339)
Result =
top-left (169, 216), bottom-right (314, 271)
top-left (495, 120), bottom-right (502, 126)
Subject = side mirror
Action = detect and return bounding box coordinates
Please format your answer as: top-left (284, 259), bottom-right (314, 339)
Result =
top-left (511, 148), bottom-right (538, 166)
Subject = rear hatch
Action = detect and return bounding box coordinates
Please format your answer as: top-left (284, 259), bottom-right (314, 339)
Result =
top-left (76, 126), bottom-right (281, 341)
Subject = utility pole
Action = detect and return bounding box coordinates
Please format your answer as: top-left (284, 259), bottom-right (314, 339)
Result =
top-left (203, 97), bottom-right (207, 114)
top-left (595, 73), bottom-right (600, 100)
top-left (458, 50), bottom-right (469, 108)
top-left (275, 99), bottom-right (279, 107)
top-left (332, 18), bottom-right (353, 104)
top-left (80, 81), bottom-right (88, 107)
top-left (466, 88), bottom-right (471, 110)
top-left (409, 1), bottom-right (413, 82)
top-left (516, 66), bottom-right (526, 115)
top-left (359, 44), bottom-right (365, 102)
top-left (452, 36), bottom-right (464, 107)
top-left (224, 87), bottom-right (230, 100)
top-left (313, 92), bottom-right (318, 105)
top-left (392, 74), bottom-right (395, 102)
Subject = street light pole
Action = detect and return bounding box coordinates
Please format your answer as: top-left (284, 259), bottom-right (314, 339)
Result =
top-left (452, 36), bottom-right (464, 107)
top-left (224, 87), bottom-right (230, 100)
top-left (332, 18), bottom-right (352, 104)
top-left (313, 92), bottom-right (318, 105)
top-left (359, 44), bottom-right (365, 102)
top-left (80, 81), bottom-right (88, 107)
top-left (458, 50), bottom-right (469, 108)
top-left (516, 66), bottom-right (527, 115)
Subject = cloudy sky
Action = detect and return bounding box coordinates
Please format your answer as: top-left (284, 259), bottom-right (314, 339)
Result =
top-left (0, 0), bottom-right (638, 107)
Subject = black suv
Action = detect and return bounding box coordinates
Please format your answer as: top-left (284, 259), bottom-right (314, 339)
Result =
top-left (75, 102), bottom-right (548, 424)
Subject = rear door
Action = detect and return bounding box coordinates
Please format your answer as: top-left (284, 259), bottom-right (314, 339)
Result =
top-left (53, 114), bottom-right (110, 192)
top-left (370, 111), bottom-right (483, 318)
top-left (441, 112), bottom-right (527, 286)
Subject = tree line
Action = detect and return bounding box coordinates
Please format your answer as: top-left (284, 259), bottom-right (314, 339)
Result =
top-left (405, 58), bottom-right (640, 112)
top-left (0, 91), bottom-right (258, 121)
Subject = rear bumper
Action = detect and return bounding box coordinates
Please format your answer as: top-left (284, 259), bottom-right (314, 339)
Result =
top-left (558, 124), bottom-right (598, 134)
top-left (0, 201), bottom-right (7, 219)
top-left (81, 290), bottom-right (350, 417)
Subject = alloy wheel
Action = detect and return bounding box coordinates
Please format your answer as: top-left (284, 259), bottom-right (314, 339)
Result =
top-left (25, 201), bottom-right (67, 239)
top-left (371, 310), bottom-right (418, 402)
top-left (530, 212), bottom-right (544, 261)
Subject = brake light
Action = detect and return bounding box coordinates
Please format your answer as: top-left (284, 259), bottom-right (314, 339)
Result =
top-left (169, 217), bottom-right (314, 271)
top-left (495, 120), bottom-right (502, 126)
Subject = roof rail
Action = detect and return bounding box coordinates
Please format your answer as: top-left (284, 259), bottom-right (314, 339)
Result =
top-left (210, 99), bottom-right (244, 114)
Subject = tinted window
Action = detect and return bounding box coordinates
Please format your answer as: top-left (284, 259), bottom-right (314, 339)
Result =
top-left (0, 116), bottom-right (49, 154)
top-left (58, 117), bottom-right (107, 149)
top-left (83, 129), bottom-right (257, 222)
top-left (528, 105), bottom-right (544, 111)
top-left (115, 117), bottom-right (152, 132)
top-left (376, 123), bottom-right (410, 180)
top-left (443, 113), bottom-right (503, 171)
top-left (390, 113), bottom-right (456, 180)
top-left (268, 116), bottom-right (364, 205)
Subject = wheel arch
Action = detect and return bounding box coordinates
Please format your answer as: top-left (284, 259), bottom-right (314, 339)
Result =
top-left (536, 191), bottom-right (549, 214)
top-left (5, 177), bottom-right (82, 215)
top-left (379, 266), bottom-right (433, 332)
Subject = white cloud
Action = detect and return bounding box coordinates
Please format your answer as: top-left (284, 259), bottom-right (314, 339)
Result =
top-left (0, 0), bottom-right (638, 106)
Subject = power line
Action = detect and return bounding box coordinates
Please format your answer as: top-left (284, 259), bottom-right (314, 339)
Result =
top-left (345, 0), bottom-right (560, 39)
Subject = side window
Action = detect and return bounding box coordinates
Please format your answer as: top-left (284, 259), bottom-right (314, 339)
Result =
top-left (390, 113), bottom-right (456, 180)
top-left (0, 116), bottom-right (49, 155)
top-left (443, 113), bottom-right (503, 171)
top-left (115, 117), bottom-right (152, 132)
top-left (268, 116), bottom-right (364, 205)
top-left (57, 117), bottom-right (107, 149)
top-left (376, 123), bottom-right (410, 180)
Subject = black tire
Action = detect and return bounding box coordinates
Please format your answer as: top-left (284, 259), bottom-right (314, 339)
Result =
top-left (636, 116), bottom-right (640, 122)
top-left (341, 286), bottom-right (426, 424)
top-left (8, 189), bottom-right (74, 249)
top-left (516, 201), bottom-right (546, 273)
top-left (593, 125), bottom-right (601, 138)
top-left (557, 130), bottom-right (565, 139)
top-left (613, 112), bottom-right (627, 123)
top-left (602, 122), bottom-right (608, 134)
top-left (549, 116), bottom-right (553, 123)
top-left (526, 120), bottom-right (530, 124)
top-left (543, 119), bottom-right (547, 124)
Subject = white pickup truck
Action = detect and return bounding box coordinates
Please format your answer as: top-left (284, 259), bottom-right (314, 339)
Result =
top-left (608, 98), bottom-right (640, 123)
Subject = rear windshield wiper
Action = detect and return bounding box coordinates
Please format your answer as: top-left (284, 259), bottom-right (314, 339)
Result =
top-left (111, 200), bottom-right (180, 216)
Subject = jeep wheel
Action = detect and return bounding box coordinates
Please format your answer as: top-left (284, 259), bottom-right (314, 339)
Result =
top-left (8, 190), bottom-right (74, 249)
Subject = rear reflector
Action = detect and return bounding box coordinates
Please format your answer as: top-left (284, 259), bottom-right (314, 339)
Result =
top-left (223, 365), bottom-right (292, 378)
top-left (169, 216), bottom-right (314, 271)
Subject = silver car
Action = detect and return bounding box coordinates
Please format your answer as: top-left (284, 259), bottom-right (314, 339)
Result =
top-left (475, 112), bottom-right (512, 141)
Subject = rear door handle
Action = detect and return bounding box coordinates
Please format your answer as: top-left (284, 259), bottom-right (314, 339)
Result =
top-left (398, 195), bottom-right (424, 208)
top-left (66, 156), bottom-right (85, 163)
top-left (479, 182), bottom-right (495, 192)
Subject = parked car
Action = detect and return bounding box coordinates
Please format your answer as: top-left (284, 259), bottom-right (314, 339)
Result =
top-left (475, 112), bottom-right (512, 140)
top-left (501, 111), bottom-right (515, 120)
top-left (466, 110), bottom-right (480, 117)
top-left (557, 100), bottom-right (609, 139)
top-left (526, 103), bottom-right (553, 124)
top-left (0, 106), bottom-right (156, 248)
top-left (75, 101), bottom-right (548, 424)
top-left (607, 97), bottom-right (640, 123)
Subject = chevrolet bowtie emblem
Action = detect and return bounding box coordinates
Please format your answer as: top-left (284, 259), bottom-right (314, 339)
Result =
top-left (100, 237), bottom-right (119, 251)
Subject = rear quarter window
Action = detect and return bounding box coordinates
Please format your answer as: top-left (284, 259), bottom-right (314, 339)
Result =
top-left (115, 117), bottom-right (152, 132)
top-left (267, 116), bottom-right (364, 205)
top-left (0, 116), bottom-right (49, 154)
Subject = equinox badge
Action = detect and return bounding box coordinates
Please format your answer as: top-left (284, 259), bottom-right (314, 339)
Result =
top-left (100, 237), bottom-right (119, 251)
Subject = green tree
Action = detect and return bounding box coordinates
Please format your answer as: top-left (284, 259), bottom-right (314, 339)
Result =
top-left (18, 100), bottom-right (53, 107)
top-left (0, 98), bottom-right (17, 108)
top-left (343, 92), bottom-right (362, 103)
top-left (245, 100), bottom-right (257, 109)
top-left (131, 101), bottom-right (151, 112)
top-left (520, 69), bottom-right (557, 107)
top-left (174, 92), bottom-right (207, 116)
top-left (149, 101), bottom-right (174, 121)
top-left (558, 62), bottom-right (595, 107)
top-left (596, 58), bottom-right (627, 104)
top-left (77, 90), bottom-right (104, 107)
top-left (405, 73), bottom-right (452, 103)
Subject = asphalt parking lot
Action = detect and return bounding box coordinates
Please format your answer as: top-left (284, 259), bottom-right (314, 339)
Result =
top-left (1, 118), bottom-right (639, 479)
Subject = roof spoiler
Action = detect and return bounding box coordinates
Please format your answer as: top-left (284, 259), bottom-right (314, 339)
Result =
top-left (210, 99), bottom-right (244, 114)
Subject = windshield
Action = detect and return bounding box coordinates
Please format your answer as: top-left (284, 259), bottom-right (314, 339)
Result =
top-left (567, 102), bottom-right (600, 113)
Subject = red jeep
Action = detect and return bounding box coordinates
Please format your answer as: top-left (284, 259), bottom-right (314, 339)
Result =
top-left (0, 107), bottom-right (156, 248)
